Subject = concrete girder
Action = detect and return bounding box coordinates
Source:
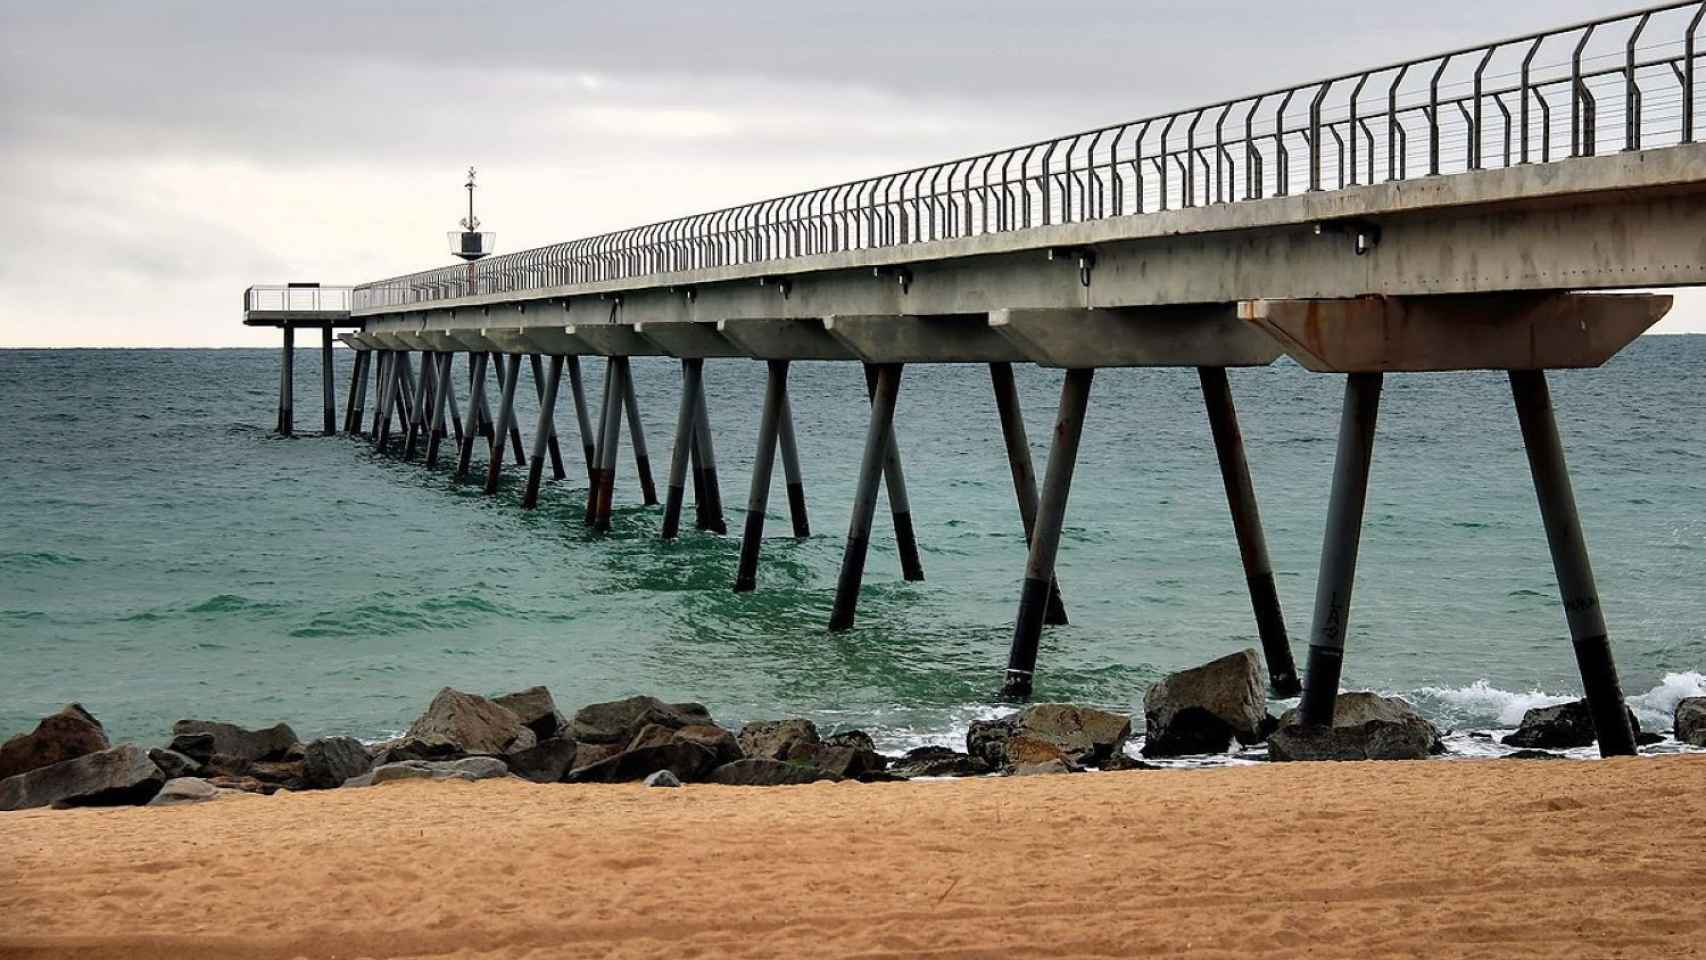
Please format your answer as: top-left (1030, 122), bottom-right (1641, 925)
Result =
top-left (393, 331), bottom-right (435, 351)
top-left (499, 326), bottom-right (595, 355)
top-left (633, 321), bottom-right (746, 359)
top-left (822, 314), bottom-right (1026, 364)
top-left (420, 331), bottom-right (464, 352)
top-left (1242, 293), bottom-right (1672, 372)
top-left (717, 318), bottom-right (858, 361)
top-left (990, 306), bottom-right (1283, 368)
top-left (366, 331), bottom-right (411, 351)
top-left (347, 332), bottom-right (383, 350)
top-left (565, 322), bottom-right (667, 357)
top-left (338, 333), bottom-right (371, 351)
top-left (447, 330), bottom-right (505, 353)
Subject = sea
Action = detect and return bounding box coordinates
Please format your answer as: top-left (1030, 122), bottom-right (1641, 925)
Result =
top-left (2, 339), bottom-right (1702, 763)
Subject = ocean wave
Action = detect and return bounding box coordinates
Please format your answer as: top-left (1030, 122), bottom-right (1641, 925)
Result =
top-left (1412, 673), bottom-right (1704, 730)
top-left (0, 551), bottom-right (85, 571)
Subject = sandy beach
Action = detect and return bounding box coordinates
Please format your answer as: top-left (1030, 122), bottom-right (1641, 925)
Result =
top-left (1, 755), bottom-right (1702, 959)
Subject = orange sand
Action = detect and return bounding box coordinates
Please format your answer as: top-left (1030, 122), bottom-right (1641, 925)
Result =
top-left (2, 755), bottom-right (1703, 959)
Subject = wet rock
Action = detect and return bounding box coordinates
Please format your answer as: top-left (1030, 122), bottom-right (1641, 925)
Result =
top-left (570, 696), bottom-right (716, 746)
top-left (644, 770), bottom-right (683, 788)
top-left (564, 741), bottom-right (718, 784)
top-left (888, 746), bottom-right (982, 778)
top-left (1100, 751), bottom-right (1160, 771)
top-left (811, 743), bottom-right (888, 781)
top-left (248, 759), bottom-right (307, 790)
top-left (167, 732), bottom-right (217, 763)
top-left (0, 744), bottom-right (165, 811)
top-left (346, 756), bottom-right (510, 788)
top-left (824, 730), bottom-right (877, 753)
top-left (629, 723), bottom-right (743, 767)
top-left (736, 719), bottom-right (821, 762)
top-left (302, 736), bottom-right (372, 790)
top-left (1501, 700), bottom-right (1641, 750)
top-left (1636, 730), bottom-right (1665, 747)
top-left (493, 686), bottom-right (568, 741)
top-left (1677, 697), bottom-right (1706, 748)
top-left (147, 748), bottom-right (201, 781)
top-left (1141, 649), bottom-right (1267, 757)
top-left (148, 777), bottom-right (221, 806)
top-left (406, 688), bottom-right (537, 756)
top-left (1269, 693), bottom-right (1443, 762)
top-left (967, 704), bottom-right (1131, 771)
top-left (1010, 759), bottom-right (1074, 777)
top-left (171, 720), bottom-right (300, 763)
top-left (369, 734), bottom-right (462, 765)
top-left (706, 759), bottom-right (840, 786)
top-left (1505, 749), bottom-right (1567, 760)
top-left (0, 703), bottom-right (111, 781)
top-left (566, 740), bottom-right (624, 773)
top-left (507, 738), bottom-right (579, 784)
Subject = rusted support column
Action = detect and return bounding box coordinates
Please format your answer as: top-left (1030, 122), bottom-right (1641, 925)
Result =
top-left (830, 363), bottom-right (905, 631)
top-left (320, 326), bottom-right (336, 435)
top-left (522, 355), bottom-right (565, 510)
top-left (489, 352), bottom-right (527, 467)
top-left (403, 351), bottom-right (434, 461)
top-left (484, 354), bottom-right (523, 495)
top-left (989, 362), bottom-right (1067, 626)
top-left (863, 365), bottom-right (924, 582)
top-left (1003, 367), bottom-right (1095, 699)
top-left (1297, 373), bottom-right (1383, 727)
top-left (592, 358), bottom-right (629, 531)
top-left (661, 359), bottom-right (700, 540)
top-left (734, 360), bottom-right (789, 592)
top-left (276, 326), bottom-right (295, 436)
top-left (1198, 365), bottom-right (1301, 697)
top-left (622, 370), bottom-right (660, 506)
top-left (777, 389), bottom-right (810, 538)
top-left (585, 363), bottom-right (616, 525)
top-left (691, 366), bottom-right (727, 533)
top-left (454, 351), bottom-right (490, 482)
top-left (1509, 369), bottom-right (1637, 756)
top-left (529, 354), bottom-right (567, 481)
top-left (425, 353), bottom-right (454, 468)
top-left (567, 356), bottom-right (597, 484)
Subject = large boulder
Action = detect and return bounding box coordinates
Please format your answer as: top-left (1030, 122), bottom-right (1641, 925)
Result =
top-left (706, 759), bottom-right (840, 786)
top-left (1141, 650), bottom-right (1268, 757)
top-left (147, 748), bottom-right (201, 780)
top-left (736, 719), bottom-right (821, 762)
top-left (493, 686), bottom-right (568, 741)
top-left (170, 720), bottom-right (300, 763)
top-left (564, 741), bottom-right (719, 784)
top-left (888, 746), bottom-right (983, 778)
top-left (570, 696), bottom-right (716, 746)
top-left (345, 756), bottom-right (509, 788)
top-left (302, 736), bottom-right (373, 790)
top-left (369, 734), bottom-right (462, 765)
top-left (148, 777), bottom-right (222, 806)
top-left (1501, 699), bottom-right (1641, 750)
top-left (0, 744), bottom-right (165, 811)
top-left (629, 724), bottom-right (743, 767)
top-left (967, 704), bottom-right (1131, 771)
top-left (0, 704), bottom-right (111, 781)
top-left (1677, 697), bottom-right (1706, 748)
top-left (406, 688), bottom-right (537, 756)
top-left (1269, 693), bottom-right (1442, 762)
top-left (507, 738), bottom-right (579, 784)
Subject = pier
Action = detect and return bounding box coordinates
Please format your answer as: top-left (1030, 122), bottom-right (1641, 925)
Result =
top-left (248, 3), bottom-right (1706, 756)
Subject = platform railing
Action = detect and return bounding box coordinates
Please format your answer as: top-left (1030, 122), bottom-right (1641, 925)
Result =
top-left (246, 284), bottom-right (354, 314)
top-left (353, 1), bottom-right (1706, 311)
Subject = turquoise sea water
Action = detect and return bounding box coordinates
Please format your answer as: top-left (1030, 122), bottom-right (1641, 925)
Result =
top-left (1, 341), bottom-right (1702, 755)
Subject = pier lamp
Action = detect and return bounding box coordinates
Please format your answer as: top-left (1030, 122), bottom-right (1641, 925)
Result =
top-left (449, 166), bottom-right (495, 295)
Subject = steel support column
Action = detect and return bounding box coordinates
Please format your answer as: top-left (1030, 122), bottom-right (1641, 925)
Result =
top-left (320, 326), bottom-right (336, 435)
top-left (734, 360), bottom-right (789, 592)
top-left (829, 363), bottom-right (904, 631)
top-left (276, 326), bottom-right (294, 436)
top-left (454, 351), bottom-right (490, 481)
top-left (777, 389), bottom-right (810, 537)
top-left (484, 353), bottom-right (523, 494)
top-left (989, 361), bottom-right (1067, 626)
top-left (661, 359), bottom-right (701, 540)
top-left (530, 354), bottom-right (568, 481)
top-left (522, 354), bottom-right (566, 510)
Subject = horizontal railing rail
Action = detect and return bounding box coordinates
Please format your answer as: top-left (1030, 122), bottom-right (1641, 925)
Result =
top-left (246, 284), bottom-right (354, 314)
top-left (353, 1), bottom-right (1706, 311)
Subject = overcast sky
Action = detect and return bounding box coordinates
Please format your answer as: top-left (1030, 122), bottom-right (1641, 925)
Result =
top-left (2, 0), bottom-right (1699, 347)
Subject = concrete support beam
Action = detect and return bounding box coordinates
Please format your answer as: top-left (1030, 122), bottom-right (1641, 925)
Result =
top-left (1243, 293), bottom-right (1673, 372)
top-left (634, 321), bottom-right (746, 359)
top-left (823, 314), bottom-right (1025, 363)
top-left (717, 318), bottom-right (857, 360)
top-left (990, 306), bottom-right (1282, 368)
top-left (566, 323), bottom-right (668, 357)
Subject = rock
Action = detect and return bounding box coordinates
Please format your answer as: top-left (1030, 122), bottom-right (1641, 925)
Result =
top-left (1141, 649), bottom-right (1267, 757)
top-left (507, 738), bottom-right (579, 784)
top-left (1676, 697), bottom-right (1706, 747)
top-left (198, 753), bottom-right (253, 779)
top-left (736, 719), bottom-right (821, 762)
top-left (967, 704), bottom-right (1131, 770)
top-left (170, 720), bottom-right (300, 763)
top-left (824, 730), bottom-right (877, 753)
top-left (0, 744), bottom-right (165, 811)
top-left (0, 704), bottom-right (111, 781)
top-left (406, 688), bottom-right (537, 756)
top-left (811, 743), bottom-right (888, 781)
top-left (167, 732), bottom-right (217, 762)
top-left (706, 759), bottom-right (841, 786)
top-left (1100, 751), bottom-right (1160, 771)
top-left (629, 723), bottom-right (743, 767)
top-left (1010, 759), bottom-right (1074, 776)
top-left (564, 741), bottom-right (718, 784)
top-left (1505, 749), bottom-right (1567, 760)
top-left (147, 748), bottom-right (201, 780)
top-left (570, 696), bottom-right (716, 746)
top-left (346, 756), bottom-right (510, 788)
top-left (248, 759), bottom-right (306, 789)
top-left (1269, 693), bottom-right (1442, 762)
top-left (1636, 730), bottom-right (1665, 747)
top-left (1500, 700), bottom-right (1641, 750)
top-left (302, 737), bottom-right (372, 790)
top-left (148, 777), bottom-right (221, 806)
top-left (566, 740), bottom-right (625, 773)
top-left (205, 775), bottom-right (276, 795)
top-left (889, 746), bottom-right (982, 778)
top-left (369, 734), bottom-right (462, 765)
top-left (493, 686), bottom-right (568, 741)
top-left (644, 770), bottom-right (682, 788)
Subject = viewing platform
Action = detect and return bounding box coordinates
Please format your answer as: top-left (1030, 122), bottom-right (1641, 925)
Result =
top-left (242, 284), bottom-right (358, 328)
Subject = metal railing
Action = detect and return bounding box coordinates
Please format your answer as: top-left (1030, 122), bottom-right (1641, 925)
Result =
top-left (246, 284), bottom-right (354, 313)
top-left (354, 1), bottom-right (1706, 311)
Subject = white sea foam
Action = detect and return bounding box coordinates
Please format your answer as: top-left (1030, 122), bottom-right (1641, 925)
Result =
top-left (1627, 671), bottom-right (1706, 727)
top-left (1412, 680), bottom-right (1574, 728)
